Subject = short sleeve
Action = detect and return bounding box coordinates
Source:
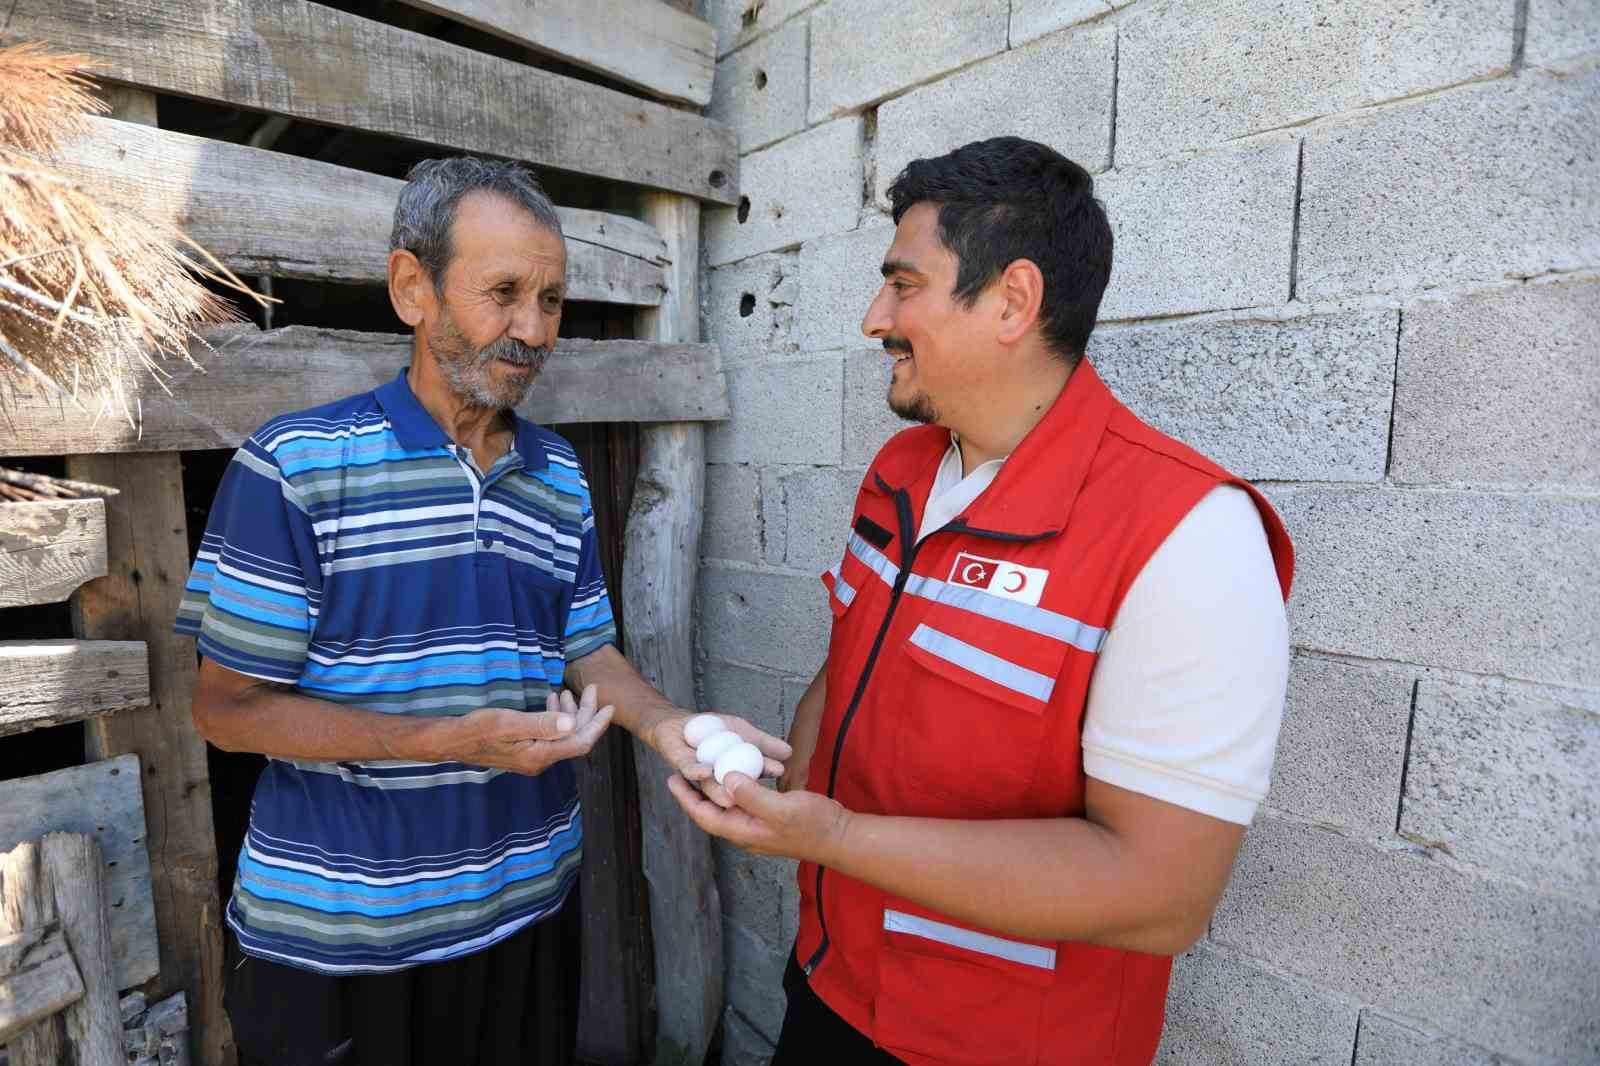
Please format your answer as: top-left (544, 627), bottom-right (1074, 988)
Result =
top-left (562, 496), bottom-right (618, 662)
top-left (1081, 486), bottom-right (1290, 825)
top-left (174, 436), bottom-right (322, 684)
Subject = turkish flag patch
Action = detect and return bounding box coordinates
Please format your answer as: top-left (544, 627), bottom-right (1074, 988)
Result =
top-left (949, 551), bottom-right (1048, 607)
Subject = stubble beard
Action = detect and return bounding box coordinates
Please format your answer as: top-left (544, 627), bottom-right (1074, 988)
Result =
top-left (429, 312), bottom-right (550, 411)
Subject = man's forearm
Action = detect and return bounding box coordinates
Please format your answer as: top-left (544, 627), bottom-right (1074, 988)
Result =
top-left (195, 675), bottom-right (451, 763)
top-left (817, 814), bottom-right (1203, 955)
top-left (566, 643), bottom-right (678, 740)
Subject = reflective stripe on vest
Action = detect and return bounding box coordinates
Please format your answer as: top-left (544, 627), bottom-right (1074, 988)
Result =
top-left (883, 909), bottom-right (1057, 971)
top-left (908, 624), bottom-right (1056, 703)
top-left (847, 532), bottom-right (1107, 654)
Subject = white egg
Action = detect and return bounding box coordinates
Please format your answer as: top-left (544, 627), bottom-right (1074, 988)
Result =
top-left (695, 730), bottom-right (743, 766)
top-left (682, 713), bottom-right (726, 747)
top-left (714, 741), bottom-right (764, 785)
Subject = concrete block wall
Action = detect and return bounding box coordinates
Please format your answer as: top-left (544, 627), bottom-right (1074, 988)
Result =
top-left (696, 2), bottom-right (1599, 1062)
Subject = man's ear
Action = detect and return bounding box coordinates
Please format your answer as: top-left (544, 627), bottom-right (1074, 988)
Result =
top-left (388, 249), bottom-right (432, 328)
top-left (995, 258), bottom-right (1045, 347)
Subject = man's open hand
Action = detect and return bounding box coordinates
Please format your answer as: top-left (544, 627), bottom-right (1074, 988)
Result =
top-left (647, 711), bottom-right (792, 808)
top-left (450, 685), bottom-right (614, 775)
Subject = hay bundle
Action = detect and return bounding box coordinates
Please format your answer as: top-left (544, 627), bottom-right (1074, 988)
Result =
top-left (0, 42), bottom-right (257, 422)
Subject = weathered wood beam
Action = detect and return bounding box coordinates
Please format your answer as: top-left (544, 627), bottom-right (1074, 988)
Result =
top-left (394, 0), bottom-right (715, 106)
top-left (0, 500), bottom-right (108, 608)
top-left (0, 756), bottom-right (159, 992)
top-left (0, 640), bottom-right (150, 739)
top-left (0, 326), bottom-right (729, 458)
top-left (5, 0), bottom-right (738, 203)
top-left (625, 193), bottom-right (720, 1066)
top-left (52, 115), bottom-right (670, 305)
top-left (0, 836), bottom-right (124, 1066)
top-left (0, 927), bottom-right (84, 1046)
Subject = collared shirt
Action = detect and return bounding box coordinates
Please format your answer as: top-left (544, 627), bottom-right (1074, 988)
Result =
top-left (175, 368), bottom-right (616, 974)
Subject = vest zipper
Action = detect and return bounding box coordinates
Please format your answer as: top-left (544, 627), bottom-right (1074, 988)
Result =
top-left (803, 488), bottom-right (1058, 978)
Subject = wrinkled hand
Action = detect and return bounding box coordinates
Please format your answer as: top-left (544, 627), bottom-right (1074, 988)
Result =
top-left (667, 771), bottom-right (850, 863)
top-left (648, 710), bottom-right (792, 808)
top-left (451, 685), bottom-right (613, 775)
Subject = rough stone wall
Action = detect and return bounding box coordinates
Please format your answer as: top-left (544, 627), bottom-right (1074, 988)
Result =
top-left (694, 2), bottom-right (1600, 1063)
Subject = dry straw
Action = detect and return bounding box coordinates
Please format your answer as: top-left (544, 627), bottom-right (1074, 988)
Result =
top-left (0, 42), bottom-right (263, 426)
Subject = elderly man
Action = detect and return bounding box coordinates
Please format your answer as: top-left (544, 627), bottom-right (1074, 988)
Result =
top-left (670, 137), bottom-right (1294, 1065)
top-left (176, 157), bottom-right (787, 1066)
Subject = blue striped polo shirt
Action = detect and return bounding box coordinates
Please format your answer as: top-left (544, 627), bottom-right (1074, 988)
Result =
top-left (174, 368), bottom-right (616, 974)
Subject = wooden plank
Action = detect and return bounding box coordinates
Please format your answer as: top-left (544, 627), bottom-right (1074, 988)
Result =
top-left (625, 194), bottom-right (720, 1065)
top-left (7, 0), bottom-right (739, 203)
top-left (0, 757), bottom-right (159, 991)
top-left (0, 842), bottom-right (66, 1064)
top-left (0, 640), bottom-right (150, 739)
top-left (0, 326), bottom-right (729, 457)
top-left (395, 0), bottom-right (715, 106)
top-left (0, 928), bottom-right (84, 1045)
top-left (0, 500), bottom-right (108, 608)
top-left (52, 115), bottom-right (669, 305)
top-left (66, 452), bottom-right (230, 1066)
top-left (38, 835), bottom-right (125, 1066)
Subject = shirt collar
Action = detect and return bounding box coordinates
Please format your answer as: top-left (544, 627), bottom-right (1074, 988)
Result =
top-left (374, 367), bottom-right (548, 471)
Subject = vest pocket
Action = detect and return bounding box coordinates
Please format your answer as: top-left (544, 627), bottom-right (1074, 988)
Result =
top-left (892, 606), bottom-right (1067, 816)
top-left (875, 896), bottom-right (1049, 1066)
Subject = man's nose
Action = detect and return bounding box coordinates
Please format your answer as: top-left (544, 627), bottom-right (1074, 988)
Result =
top-left (509, 300), bottom-right (555, 348)
top-left (861, 287), bottom-right (891, 340)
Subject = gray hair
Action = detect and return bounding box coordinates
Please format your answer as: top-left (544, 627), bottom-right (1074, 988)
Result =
top-left (390, 157), bottom-right (564, 286)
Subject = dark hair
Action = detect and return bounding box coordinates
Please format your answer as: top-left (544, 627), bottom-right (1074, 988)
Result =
top-left (391, 157), bottom-right (563, 287)
top-left (886, 137), bottom-right (1113, 358)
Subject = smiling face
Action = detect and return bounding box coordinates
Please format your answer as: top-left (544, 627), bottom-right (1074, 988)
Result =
top-left (418, 190), bottom-right (567, 410)
top-left (860, 202), bottom-right (1006, 429)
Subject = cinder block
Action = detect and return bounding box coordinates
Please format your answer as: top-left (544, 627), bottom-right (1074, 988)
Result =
top-left (795, 222), bottom-right (895, 353)
top-left (1267, 656), bottom-right (1413, 835)
top-left (699, 659), bottom-right (787, 740)
top-left (720, 1005), bottom-right (776, 1066)
top-left (706, 118), bottom-right (864, 266)
top-left (873, 27), bottom-right (1116, 204)
top-left (707, 253), bottom-right (800, 365)
top-left (758, 467), bottom-right (787, 564)
top-left (706, 355), bottom-right (843, 465)
top-left (1267, 486), bottom-right (1600, 689)
top-left (1097, 140), bottom-right (1297, 320)
top-left (713, 836), bottom-right (799, 949)
top-left (1117, 0), bottom-right (1512, 165)
top-left (1525, 0), bottom-right (1600, 70)
top-left (843, 352), bottom-right (911, 466)
top-left (706, 0), bottom-right (820, 59)
top-left (723, 918), bottom-right (789, 1040)
top-left (1090, 307), bottom-right (1397, 481)
top-left (1354, 1012), bottom-right (1517, 1066)
top-left (1401, 679), bottom-right (1600, 899)
top-left (1212, 814), bottom-right (1600, 1062)
top-left (698, 564), bottom-right (832, 675)
top-left (1010, 0), bottom-right (1113, 47)
top-left (712, 18), bottom-right (808, 153)
top-left (1298, 67), bottom-right (1600, 301)
top-left (1156, 946), bottom-right (1358, 1065)
top-left (703, 464), bottom-right (764, 564)
top-left (807, 0), bottom-right (1009, 121)
top-left (777, 465), bottom-right (867, 575)
top-left (1392, 277), bottom-right (1600, 489)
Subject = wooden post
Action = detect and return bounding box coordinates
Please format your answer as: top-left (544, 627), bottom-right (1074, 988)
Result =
top-left (65, 87), bottom-right (233, 1066)
top-left (0, 841), bottom-right (65, 1065)
top-left (625, 191), bottom-right (721, 1066)
top-left (0, 834), bottom-right (124, 1066)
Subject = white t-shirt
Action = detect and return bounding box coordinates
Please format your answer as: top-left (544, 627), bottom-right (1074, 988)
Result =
top-left (916, 438), bottom-right (1288, 826)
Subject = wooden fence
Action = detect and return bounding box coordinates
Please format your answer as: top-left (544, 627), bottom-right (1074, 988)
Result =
top-left (0, 2), bottom-right (735, 1062)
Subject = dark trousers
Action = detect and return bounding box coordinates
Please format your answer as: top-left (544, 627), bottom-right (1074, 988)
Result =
top-left (226, 895), bottom-right (581, 1066)
top-left (772, 951), bottom-right (904, 1065)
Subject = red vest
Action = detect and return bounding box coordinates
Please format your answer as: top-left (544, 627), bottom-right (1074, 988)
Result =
top-left (798, 361), bottom-right (1294, 1066)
